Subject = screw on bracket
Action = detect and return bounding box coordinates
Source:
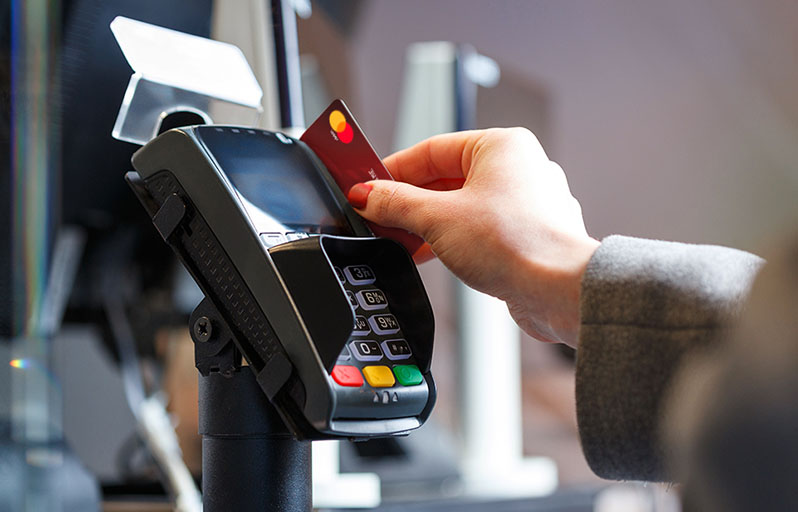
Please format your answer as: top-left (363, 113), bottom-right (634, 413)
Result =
top-left (193, 316), bottom-right (212, 342)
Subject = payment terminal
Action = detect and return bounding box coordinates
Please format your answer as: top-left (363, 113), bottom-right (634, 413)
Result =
top-left (126, 125), bottom-right (435, 440)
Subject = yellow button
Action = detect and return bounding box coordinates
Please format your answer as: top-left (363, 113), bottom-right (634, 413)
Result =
top-left (362, 366), bottom-right (395, 388)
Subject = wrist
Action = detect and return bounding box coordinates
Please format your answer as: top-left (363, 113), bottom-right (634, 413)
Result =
top-left (510, 234), bottom-right (601, 348)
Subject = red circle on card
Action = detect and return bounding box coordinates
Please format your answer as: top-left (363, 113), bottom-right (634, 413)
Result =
top-left (339, 123), bottom-right (354, 144)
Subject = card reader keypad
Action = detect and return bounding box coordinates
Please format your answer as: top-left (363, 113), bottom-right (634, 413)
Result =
top-left (328, 263), bottom-right (426, 418)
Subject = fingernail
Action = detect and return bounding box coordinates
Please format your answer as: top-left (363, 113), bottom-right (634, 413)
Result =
top-left (347, 183), bottom-right (373, 209)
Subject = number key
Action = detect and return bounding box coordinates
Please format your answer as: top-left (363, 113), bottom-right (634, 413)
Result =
top-left (356, 289), bottom-right (388, 310)
top-left (344, 265), bottom-right (376, 285)
top-left (350, 340), bottom-right (383, 361)
top-left (368, 314), bottom-right (400, 335)
top-left (352, 315), bottom-right (370, 336)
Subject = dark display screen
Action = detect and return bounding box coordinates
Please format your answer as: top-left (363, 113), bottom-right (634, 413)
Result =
top-left (197, 127), bottom-right (352, 236)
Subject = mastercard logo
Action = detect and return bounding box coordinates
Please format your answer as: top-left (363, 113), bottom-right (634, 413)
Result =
top-left (329, 110), bottom-right (354, 144)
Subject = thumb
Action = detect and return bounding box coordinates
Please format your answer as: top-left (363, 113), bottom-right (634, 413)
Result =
top-left (347, 180), bottom-right (440, 237)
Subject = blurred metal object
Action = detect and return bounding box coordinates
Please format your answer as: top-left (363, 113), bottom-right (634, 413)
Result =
top-left (271, 0), bottom-right (305, 130)
top-left (291, 0), bottom-right (312, 19)
top-left (38, 229), bottom-right (86, 339)
top-left (210, 0), bottom-right (281, 131)
top-left (463, 52), bottom-right (500, 89)
top-left (138, 396), bottom-right (203, 512)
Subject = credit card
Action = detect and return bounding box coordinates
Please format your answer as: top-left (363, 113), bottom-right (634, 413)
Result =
top-left (301, 99), bottom-right (425, 256)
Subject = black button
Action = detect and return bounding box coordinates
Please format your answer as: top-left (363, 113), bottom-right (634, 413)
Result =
top-left (350, 340), bottom-right (383, 361)
top-left (353, 315), bottom-right (370, 336)
top-left (345, 291), bottom-right (357, 309)
top-left (356, 289), bottom-right (388, 310)
top-left (368, 314), bottom-right (400, 335)
top-left (381, 339), bottom-right (412, 360)
top-left (344, 265), bottom-right (376, 285)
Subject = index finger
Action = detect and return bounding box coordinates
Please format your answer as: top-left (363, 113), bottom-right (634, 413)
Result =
top-left (383, 130), bottom-right (486, 186)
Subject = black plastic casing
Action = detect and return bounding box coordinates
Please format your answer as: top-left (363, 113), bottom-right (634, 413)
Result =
top-left (127, 126), bottom-right (436, 440)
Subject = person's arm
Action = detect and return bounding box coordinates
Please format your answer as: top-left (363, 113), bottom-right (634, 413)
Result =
top-left (577, 235), bottom-right (764, 481)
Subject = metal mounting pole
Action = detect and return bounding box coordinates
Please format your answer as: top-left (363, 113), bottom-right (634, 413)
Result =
top-left (199, 370), bottom-right (311, 512)
top-left (191, 299), bottom-right (312, 512)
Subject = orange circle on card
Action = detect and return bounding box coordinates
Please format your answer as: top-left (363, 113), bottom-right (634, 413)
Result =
top-left (339, 123), bottom-right (354, 143)
top-left (329, 110), bottom-right (347, 133)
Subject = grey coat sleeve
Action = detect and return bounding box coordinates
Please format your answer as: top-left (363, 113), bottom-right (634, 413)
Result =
top-left (575, 235), bottom-right (764, 481)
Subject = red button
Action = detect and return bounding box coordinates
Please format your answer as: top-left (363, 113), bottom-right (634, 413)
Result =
top-left (331, 365), bottom-right (364, 387)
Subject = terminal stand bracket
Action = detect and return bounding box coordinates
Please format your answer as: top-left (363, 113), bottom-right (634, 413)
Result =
top-left (189, 297), bottom-right (240, 378)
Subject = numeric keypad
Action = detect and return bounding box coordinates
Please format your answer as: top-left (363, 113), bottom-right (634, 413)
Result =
top-left (330, 262), bottom-right (423, 395)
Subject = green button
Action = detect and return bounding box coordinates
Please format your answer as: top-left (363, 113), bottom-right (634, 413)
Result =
top-left (393, 365), bottom-right (423, 386)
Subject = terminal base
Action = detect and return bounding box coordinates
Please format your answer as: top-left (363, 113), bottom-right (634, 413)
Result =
top-left (199, 370), bottom-right (311, 512)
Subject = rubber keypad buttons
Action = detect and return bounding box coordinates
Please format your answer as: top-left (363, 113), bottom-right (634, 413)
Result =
top-left (356, 289), bottom-right (388, 310)
top-left (352, 315), bottom-right (370, 336)
top-left (381, 339), bottom-right (412, 360)
top-left (350, 340), bottom-right (382, 361)
top-left (393, 365), bottom-right (423, 386)
top-left (368, 314), bottom-right (400, 335)
top-left (362, 366), bottom-right (395, 388)
top-left (332, 365), bottom-right (364, 387)
top-left (343, 265), bottom-right (376, 285)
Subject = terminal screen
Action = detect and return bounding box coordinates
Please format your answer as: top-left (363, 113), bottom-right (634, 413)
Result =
top-left (198, 126), bottom-right (352, 236)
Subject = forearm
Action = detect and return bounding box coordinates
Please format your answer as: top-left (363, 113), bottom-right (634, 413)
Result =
top-left (575, 235), bottom-right (764, 481)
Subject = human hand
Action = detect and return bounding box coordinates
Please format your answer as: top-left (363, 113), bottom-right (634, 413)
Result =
top-left (347, 128), bottom-right (600, 347)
